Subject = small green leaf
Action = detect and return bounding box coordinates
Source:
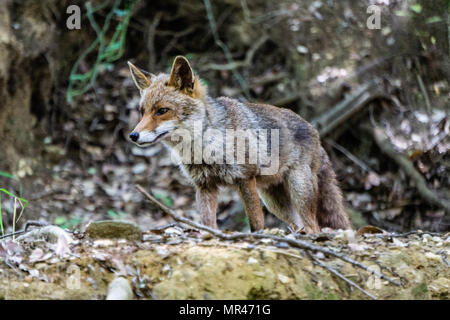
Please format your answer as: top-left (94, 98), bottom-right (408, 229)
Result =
top-left (55, 216), bottom-right (67, 225)
top-left (0, 189), bottom-right (28, 209)
top-left (409, 3), bottom-right (422, 14)
top-left (426, 16), bottom-right (442, 24)
top-left (69, 217), bottom-right (82, 226)
top-left (107, 209), bottom-right (120, 220)
top-left (154, 193), bottom-right (173, 207)
top-left (0, 171), bottom-right (17, 180)
top-left (395, 10), bottom-right (412, 17)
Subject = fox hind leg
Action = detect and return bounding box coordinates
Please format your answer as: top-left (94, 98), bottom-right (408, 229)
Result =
top-left (285, 167), bottom-right (320, 233)
top-left (257, 182), bottom-right (305, 231)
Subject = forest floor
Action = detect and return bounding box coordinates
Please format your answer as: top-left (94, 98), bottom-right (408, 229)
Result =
top-left (1, 222), bottom-right (449, 300)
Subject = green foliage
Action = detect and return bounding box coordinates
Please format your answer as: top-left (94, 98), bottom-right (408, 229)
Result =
top-left (107, 209), bottom-right (126, 220)
top-left (153, 193), bottom-right (173, 207)
top-left (66, 0), bottom-right (137, 103)
top-left (0, 171), bottom-right (23, 196)
top-left (54, 216), bottom-right (82, 229)
top-left (395, 3), bottom-right (422, 17)
top-left (0, 171), bottom-right (16, 180)
top-left (0, 188), bottom-right (28, 237)
top-left (409, 3), bottom-right (422, 14)
top-left (425, 16), bottom-right (443, 24)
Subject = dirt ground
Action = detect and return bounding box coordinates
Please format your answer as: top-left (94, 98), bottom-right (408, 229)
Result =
top-left (1, 223), bottom-right (449, 299)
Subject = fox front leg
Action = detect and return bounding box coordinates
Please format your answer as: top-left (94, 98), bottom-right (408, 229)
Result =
top-left (237, 178), bottom-right (264, 231)
top-left (195, 187), bottom-right (218, 229)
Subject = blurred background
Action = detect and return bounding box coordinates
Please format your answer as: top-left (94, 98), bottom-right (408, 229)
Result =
top-left (0, 0), bottom-right (448, 235)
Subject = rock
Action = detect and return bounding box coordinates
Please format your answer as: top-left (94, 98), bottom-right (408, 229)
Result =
top-left (85, 220), bottom-right (141, 241)
top-left (277, 274), bottom-right (290, 284)
top-left (132, 163), bottom-right (147, 174)
top-left (247, 257), bottom-right (259, 264)
top-left (106, 277), bottom-right (134, 300)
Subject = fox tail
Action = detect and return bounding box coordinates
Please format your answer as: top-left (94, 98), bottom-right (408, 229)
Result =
top-left (316, 147), bottom-right (351, 230)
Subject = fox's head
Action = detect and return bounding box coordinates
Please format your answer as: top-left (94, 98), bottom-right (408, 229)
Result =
top-left (127, 56), bottom-right (207, 147)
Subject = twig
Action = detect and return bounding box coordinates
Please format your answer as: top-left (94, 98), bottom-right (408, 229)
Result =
top-left (365, 125), bottom-right (450, 213)
top-left (416, 73), bottom-right (431, 113)
top-left (205, 34), bottom-right (269, 71)
top-left (373, 230), bottom-right (443, 238)
top-left (270, 93), bottom-right (303, 107)
top-left (136, 184), bottom-right (401, 286)
top-left (438, 250), bottom-right (450, 267)
top-left (313, 81), bottom-right (388, 137)
top-left (307, 252), bottom-right (377, 300)
top-left (203, 0), bottom-right (250, 97)
top-left (0, 220), bottom-right (49, 240)
top-left (146, 11), bottom-right (162, 71)
top-left (326, 139), bottom-right (372, 173)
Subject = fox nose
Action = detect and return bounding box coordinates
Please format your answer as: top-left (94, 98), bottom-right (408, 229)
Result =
top-left (129, 132), bottom-right (139, 142)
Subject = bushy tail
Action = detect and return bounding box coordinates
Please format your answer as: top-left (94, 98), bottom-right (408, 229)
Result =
top-left (317, 147), bottom-right (351, 229)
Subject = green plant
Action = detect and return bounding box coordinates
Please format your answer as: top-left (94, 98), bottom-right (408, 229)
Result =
top-left (153, 193), bottom-right (173, 207)
top-left (54, 216), bottom-right (82, 230)
top-left (107, 209), bottom-right (126, 220)
top-left (0, 170), bottom-right (23, 197)
top-left (66, 0), bottom-right (137, 103)
top-left (0, 188), bottom-right (29, 239)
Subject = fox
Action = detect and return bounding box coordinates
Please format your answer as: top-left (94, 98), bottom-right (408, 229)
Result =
top-left (127, 56), bottom-right (351, 233)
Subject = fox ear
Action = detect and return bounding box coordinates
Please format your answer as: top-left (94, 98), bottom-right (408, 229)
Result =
top-left (128, 61), bottom-right (151, 92)
top-left (168, 56), bottom-right (194, 92)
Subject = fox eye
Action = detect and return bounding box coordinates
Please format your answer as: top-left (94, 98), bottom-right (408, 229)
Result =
top-left (155, 108), bottom-right (169, 116)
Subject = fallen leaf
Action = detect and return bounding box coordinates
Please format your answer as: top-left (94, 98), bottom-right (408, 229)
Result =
top-left (357, 225), bottom-right (385, 236)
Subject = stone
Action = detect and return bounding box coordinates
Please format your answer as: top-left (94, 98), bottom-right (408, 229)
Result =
top-left (85, 220), bottom-right (141, 241)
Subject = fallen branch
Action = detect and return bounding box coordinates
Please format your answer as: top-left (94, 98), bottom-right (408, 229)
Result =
top-left (136, 184), bottom-right (401, 286)
top-left (0, 220), bottom-right (49, 240)
top-left (307, 252), bottom-right (377, 300)
top-left (312, 80), bottom-right (387, 137)
top-left (366, 126), bottom-right (450, 214)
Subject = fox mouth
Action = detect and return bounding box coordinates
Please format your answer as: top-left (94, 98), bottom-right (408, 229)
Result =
top-left (136, 131), bottom-right (170, 147)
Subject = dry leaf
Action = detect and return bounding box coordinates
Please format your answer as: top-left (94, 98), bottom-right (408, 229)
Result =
top-left (356, 225), bottom-right (385, 236)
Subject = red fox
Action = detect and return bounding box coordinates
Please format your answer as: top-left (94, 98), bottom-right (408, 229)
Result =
top-left (127, 56), bottom-right (351, 233)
